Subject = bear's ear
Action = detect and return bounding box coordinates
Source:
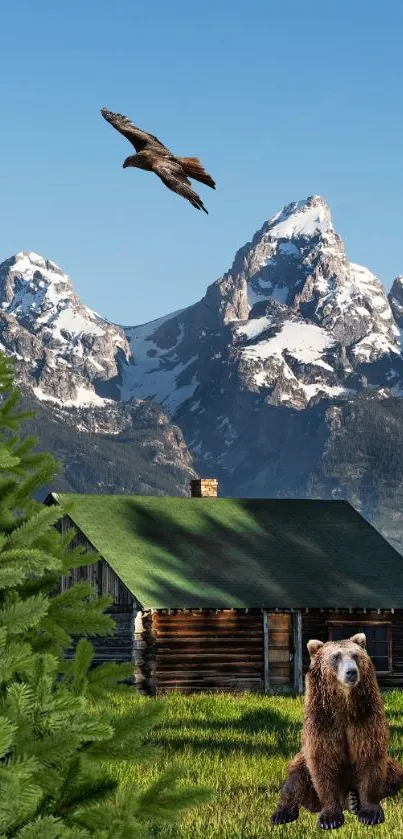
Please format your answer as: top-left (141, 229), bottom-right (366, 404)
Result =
top-left (350, 633), bottom-right (366, 649)
top-left (307, 639), bottom-right (324, 658)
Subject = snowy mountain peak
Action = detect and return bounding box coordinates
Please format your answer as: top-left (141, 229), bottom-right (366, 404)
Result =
top-left (4, 250), bottom-right (69, 282)
top-left (0, 251), bottom-right (130, 409)
top-left (15, 251), bottom-right (63, 271)
top-left (0, 251), bottom-right (75, 317)
top-left (224, 197), bottom-right (401, 401)
top-left (267, 194), bottom-right (333, 240)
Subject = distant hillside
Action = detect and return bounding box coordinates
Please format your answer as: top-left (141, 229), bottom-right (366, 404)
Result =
top-left (19, 392), bottom-right (196, 498)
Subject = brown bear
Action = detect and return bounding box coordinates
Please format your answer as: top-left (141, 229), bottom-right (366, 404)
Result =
top-left (271, 633), bottom-right (403, 830)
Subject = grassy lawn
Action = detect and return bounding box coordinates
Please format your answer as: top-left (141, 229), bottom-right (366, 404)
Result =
top-left (109, 690), bottom-right (403, 838)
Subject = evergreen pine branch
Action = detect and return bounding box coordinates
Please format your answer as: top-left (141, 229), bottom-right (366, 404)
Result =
top-left (0, 451), bottom-right (20, 471)
top-left (41, 609), bottom-right (114, 646)
top-left (0, 593), bottom-right (49, 636)
top-left (0, 641), bottom-right (36, 684)
top-left (0, 715), bottom-right (17, 758)
top-left (87, 702), bottom-right (165, 763)
top-left (4, 505), bottom-right (67, 549)
top-left (61, 548), bottom-right (101, 574)
top-left (44, 587), bottom-right (115, 640)
top-left (13, 815), bottom-right (92, 839)
top-left (0, 351), bottom-right (211, 836)
top-left (134, 766), bottom-right (214, 823)
top-left (0, 547), bottom-right (62, 578)
top-left (55, 776), bottom-right (118, 817)
top-left (85, 662), bottom-right (134, 699)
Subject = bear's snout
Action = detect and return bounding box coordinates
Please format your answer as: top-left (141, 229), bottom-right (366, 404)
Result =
top-left (344, 667), bottom-right (358, 684)
top-left (338, 656), bottom-right (360, 687)
top-left (329, 651), bottom-right (362, 687)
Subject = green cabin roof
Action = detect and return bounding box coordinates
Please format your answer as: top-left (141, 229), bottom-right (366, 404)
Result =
top-left (48, 493), bottom-right (403, 610)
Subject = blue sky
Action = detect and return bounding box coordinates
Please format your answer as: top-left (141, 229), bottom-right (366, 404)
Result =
top-left (1, 0), bottom-right (402, 325)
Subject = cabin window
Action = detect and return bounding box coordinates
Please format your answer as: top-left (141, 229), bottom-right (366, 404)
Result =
top-left (327, 622), bottom-right (392, 674)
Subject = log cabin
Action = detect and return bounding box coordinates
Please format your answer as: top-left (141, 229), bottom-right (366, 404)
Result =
top-left (45, 479), bottom-right (403, 696)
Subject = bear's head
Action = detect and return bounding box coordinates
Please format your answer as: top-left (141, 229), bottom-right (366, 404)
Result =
top-left (307, 633), bottom-right (370, 689)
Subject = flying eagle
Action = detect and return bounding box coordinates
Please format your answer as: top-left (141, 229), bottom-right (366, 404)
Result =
top-left (101, 108), bottom-right (215, 214)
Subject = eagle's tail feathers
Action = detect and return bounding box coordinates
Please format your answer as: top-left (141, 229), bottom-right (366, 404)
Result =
top-left (176, 157), bottom-right (216, 189)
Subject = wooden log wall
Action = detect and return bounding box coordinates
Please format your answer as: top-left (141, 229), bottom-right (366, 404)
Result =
top-left (302, 610), bottom-right (403, 689)
top-left (88, 606), bottom-right (134, 664)
top-left (63, 605), bottom-right (134, 665)
top-left (56, 515), bottom-right (133, 606)
top-left (55, 514), bottom-right (135, 667)
top-left (151, 609), bottom-right (265, 693)
top-left (133, 611), bottom-right (157, 695)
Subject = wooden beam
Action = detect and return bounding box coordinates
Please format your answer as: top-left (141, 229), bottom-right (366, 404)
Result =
top-left (263, 611), bottom-right (269, 694)
top-left (293, 611), bottom-right (303, 695)
top-left (132, 607), bottom-right (146, 689)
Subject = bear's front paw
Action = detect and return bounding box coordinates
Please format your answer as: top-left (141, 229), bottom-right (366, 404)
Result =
top-left (270, 805), bottom-right (299, 825)
top-left (358, 804), bottom-right (384, 826)
top-left (318, 806), bottom-right (344, 830)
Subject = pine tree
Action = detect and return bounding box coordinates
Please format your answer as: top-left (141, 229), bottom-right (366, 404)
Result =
top-left (0, 353), bottom-right (212, 838)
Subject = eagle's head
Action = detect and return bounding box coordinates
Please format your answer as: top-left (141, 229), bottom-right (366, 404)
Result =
top-left (123, 155), bottom-right (137, 169)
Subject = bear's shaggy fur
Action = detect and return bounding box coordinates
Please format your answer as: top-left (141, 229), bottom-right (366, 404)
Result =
top-left (271, 633), bottom-right (403, 830)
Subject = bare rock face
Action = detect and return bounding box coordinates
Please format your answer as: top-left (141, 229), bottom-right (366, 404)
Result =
top-left (389, 276), bottom-right (403, 327)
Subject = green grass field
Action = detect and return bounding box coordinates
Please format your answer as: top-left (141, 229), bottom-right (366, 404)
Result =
top-left (109, 691), bottom-right (403, 838)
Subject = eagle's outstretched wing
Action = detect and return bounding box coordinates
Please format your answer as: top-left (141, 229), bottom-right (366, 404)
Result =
top-left (101, 108), bottom-right (170, 153)
top-left (153, 159), bottom-right (208, 213)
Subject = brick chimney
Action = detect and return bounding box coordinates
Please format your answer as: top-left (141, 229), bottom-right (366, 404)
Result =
top-left (190, 478), bottom-right (218, 498)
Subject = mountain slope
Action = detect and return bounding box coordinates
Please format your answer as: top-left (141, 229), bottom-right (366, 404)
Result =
top-left (21, 394), bottom-right (196, 498)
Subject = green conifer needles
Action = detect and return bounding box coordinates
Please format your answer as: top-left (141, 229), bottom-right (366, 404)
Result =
top-left (0, 353), bottom-right (212, 837)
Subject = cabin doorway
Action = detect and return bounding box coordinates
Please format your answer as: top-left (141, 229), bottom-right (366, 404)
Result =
top-left (264, 612), bottom-right (293, 692)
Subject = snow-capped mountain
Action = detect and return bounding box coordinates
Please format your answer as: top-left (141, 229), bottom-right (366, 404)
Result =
top-left (120, 196), bottom-right (403, 418)
top-left (0, 252), bottom-right (131, 407)
top-left (116, 196), bottom-right (403, 493)
top-left (1, 194), bottom-right (403, 509)
top-left (0, 252), bottom-right (195, 495)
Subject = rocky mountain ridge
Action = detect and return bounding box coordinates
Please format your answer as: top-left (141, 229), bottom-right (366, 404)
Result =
top-left (121, 196), bottom-right (403, 416)
top-left (0, 252), bottom-right (196, 495)
top-left (0, 251), bottom-right (130, 409)
top-left (2, 195), bottom-right (403, 530)
top-left (116, 196), bottom-right (403, 497)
